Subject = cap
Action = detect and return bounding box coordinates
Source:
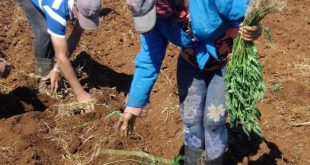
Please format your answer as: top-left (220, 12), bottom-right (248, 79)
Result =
top-left (76, 0), bottom-right (101, 30)
top-left (126, 0), bottom-right (156, 33)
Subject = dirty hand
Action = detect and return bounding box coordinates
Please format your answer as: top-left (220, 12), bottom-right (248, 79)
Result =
top-left (239, 23), bottom-right (263, 41)
top-left (115, 107), bottom-right (141, 137)
top-left (76, 92), bottom-right (95, 114)
top-left (42, 67), bottom-right (61, 93)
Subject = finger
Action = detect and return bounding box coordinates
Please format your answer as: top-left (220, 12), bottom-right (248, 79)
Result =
top-left (227, 53), bottom-right (232, 60)
top-left (41, 75), bottom-right (50, 81)
top-left (240, 31), bottom-right (259, 41)
top-left (121, 120), bottom-right (129, 137)
top-left (54, 80), bottom-right (59, 93)
top-left (241, 36), bottom-right (254, 42)
top-left (86, 104), bottom-right (92, 114)
top-left (83, 105), bottom-right (90, 114)
top-left (239, 28), bottom-right (251, 37)
top-left (239, 28), bottom-right (245, 37)
top-left (241, 26), bottom-right (262, 37)
top-left (81, 105), bottom-right (91, 115)
top-left (50, 79), bottom-right (55, 93)
top-left (85, 103), bottom-right (95, 114)
top-left (90, 103), bottom-right (95, 112)
top-left (115, 117), bottom-right (124, 134)
top-left (128, 123), bottom-right (134, 135)
top-left (244, 33), bottom-right (260, 41)
top-left (241, 33), bottom-right (254, 39)
top-left (80, 108), bottom-right (86, 115)
top-left (242, 25), bottom-right (258, 33)
top-left (239, 29), bottom-right (254, 38)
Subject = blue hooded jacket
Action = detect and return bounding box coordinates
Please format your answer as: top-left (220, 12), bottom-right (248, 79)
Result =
top-left (127, 0), bottom-right (249, 107)
top-left (189, 0), bottom-right (249, 69)
top-left (190, 0), bottom-right (249, 41)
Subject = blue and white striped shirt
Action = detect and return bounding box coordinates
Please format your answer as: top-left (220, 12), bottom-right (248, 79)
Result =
top-left (31, 0), bottom-right (74, 38)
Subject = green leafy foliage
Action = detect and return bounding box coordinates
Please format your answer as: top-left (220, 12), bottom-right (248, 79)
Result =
top-left (272, 83), bottom-right (283, 92)
top-left (225, 0), bottom-right (286, 137)
top-left (102, 149), bottom-right (183, 165)
top-left (172, 155), bottom-right (184, 165)
top-left (263, 27), bottom-right (273, 43)
top-left (225, 37), bottom-right (266, 137)
top-left (105, 111), bottom-right (122, 118)
top-left (306, 105), bottom-right (310, 112)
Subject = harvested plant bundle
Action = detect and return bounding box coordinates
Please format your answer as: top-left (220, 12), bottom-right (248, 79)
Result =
top-left (225, 0), bottom-right (286, 137)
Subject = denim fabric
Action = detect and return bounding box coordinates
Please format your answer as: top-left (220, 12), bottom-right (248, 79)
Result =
top-left (17, 0), bottom-right (54, 60)
top-left (177, 56), bottom-right (227, 160)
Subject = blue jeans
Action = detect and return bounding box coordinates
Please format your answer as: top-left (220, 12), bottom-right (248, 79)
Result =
top-left (17, 0), bottom-right (54, 60)
top-left (177, 56), bottom-right (227, 160)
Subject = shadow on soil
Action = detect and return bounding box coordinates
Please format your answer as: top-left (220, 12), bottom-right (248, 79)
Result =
top-left (99, 7), bottom-right (113, 17)
top-left (178, 126), bottom-right (290, 165)
top-left (0, 87), bottom-right (46, 118)
top-left (225, 127), bottom-right (290, 165)
top-left (72, 51), bottom-right (132, 94)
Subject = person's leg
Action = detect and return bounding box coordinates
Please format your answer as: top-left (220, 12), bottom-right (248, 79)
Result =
top-left (177, 56), bottom-right (206, 165)
top-left (17, 0), bottom-right (54, 76)
top-left (203, 67), bottom-right (227, 164)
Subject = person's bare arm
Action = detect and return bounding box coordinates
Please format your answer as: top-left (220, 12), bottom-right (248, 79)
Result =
top-left (51, 36), bottom-right (94, 108)
top-left (47, 22), bottom-right (84, 92)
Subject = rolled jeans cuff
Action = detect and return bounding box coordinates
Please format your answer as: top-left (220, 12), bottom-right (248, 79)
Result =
top-left (35, 58), bottom-right (54, 76)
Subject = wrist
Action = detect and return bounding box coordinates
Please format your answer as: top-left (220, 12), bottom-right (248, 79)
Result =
top-left (52, 67), bottom-right (61, 73)
top-left (124, 107), bottom-right (143, 117)
top-left (75, 89), bottom-right (88, 97)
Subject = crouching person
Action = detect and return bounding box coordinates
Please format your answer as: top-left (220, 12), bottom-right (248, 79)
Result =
top-left (17, 0), bottom-right (101, 110)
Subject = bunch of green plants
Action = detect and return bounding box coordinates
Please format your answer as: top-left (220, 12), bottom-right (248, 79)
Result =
top-left (225, 0), bottom-right (286, 137)
top-left (103, 149), bottom-right (184, 165)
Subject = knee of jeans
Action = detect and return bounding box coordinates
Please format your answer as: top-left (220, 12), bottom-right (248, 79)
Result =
top-left (181, 97), bottom-right (205, 126)
top-left (204, 103), bottom-right (227, 131)
top-left (182, 109), bottom-right (203, 127)
top-left (204, 115), bottom-right (226, 131)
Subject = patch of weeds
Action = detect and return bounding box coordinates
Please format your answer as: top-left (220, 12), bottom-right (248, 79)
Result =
top-left (307, 105), bottom-right (310, 112)
top-left (101, 149), bottom-right (184, 165)
top-left (292, 146), bottom-right (301, 159)
top-left (105, 111), bottom-right (122, 119)
top-left (272, 83), bottom-right (283, 92)
top-left (263, 27), bottom-right (273, 43)
top-left (172, 155), bottom-right (184, 165)
top-left (291, 141), bottom-right (303, 159)
top-left (306, 105), bottom-right (310, 115)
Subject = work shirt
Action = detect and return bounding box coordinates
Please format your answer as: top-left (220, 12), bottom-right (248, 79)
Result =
top-left (127, 0), bottom-right (249, 108)
top-left (31, 0), bottom-right (74, 38)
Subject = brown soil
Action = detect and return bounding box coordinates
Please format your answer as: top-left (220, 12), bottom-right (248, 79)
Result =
top-left (0, 0), bottom-right (309, 164)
